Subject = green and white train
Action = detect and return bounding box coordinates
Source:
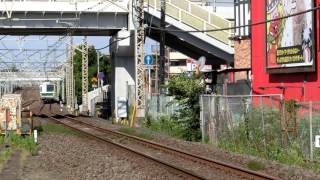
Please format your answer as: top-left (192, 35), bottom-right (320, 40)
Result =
top-left (39, 81), bottom-right (59, 103)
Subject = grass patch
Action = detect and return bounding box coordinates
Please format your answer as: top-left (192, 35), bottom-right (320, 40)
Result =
top-left (8, 134), bottom-right (38, 155)
top-left (247, 160), bottom-right (265, 171)
top-left (0, 147), bottom-right (12, 169)
top-left (41, 123), bottom-right (81, 136)
top-left (215, 107), bottom-right (320, 173)
top-left (118, 127), bottom-right (153, 140)
top-left (146, 115), bottom-right (185, 139)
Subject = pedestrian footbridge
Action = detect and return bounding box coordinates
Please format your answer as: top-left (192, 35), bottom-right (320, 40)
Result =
top-left (0, 0), bottom-right (234, 63)
top-left (145, 0), bottom-right (234, 63)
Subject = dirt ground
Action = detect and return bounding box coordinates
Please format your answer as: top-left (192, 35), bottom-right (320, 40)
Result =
top-left (0, 150), bottom-right (22, 180)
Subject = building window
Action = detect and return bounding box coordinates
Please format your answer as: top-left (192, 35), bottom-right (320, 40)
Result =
top-left (234, 0), bottom-right (250, 38)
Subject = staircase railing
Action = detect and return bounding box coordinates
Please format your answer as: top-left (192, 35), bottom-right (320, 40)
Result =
top-left (146, 0), bottom-right (234, 47)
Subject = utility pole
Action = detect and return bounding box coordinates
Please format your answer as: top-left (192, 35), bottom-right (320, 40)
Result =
top-left (97, 51), bottom-right (100, 88)
top-left (65, 44), bottom-right (71, 109)
top-left (159, 0), bottom-right (166, 94)
top-left (65, 63), bottom-right (70, 107)
top-left (70, 36), bottom-right (74, 112)
top-left (136, 0), bottom-right (145, 116)
top-left (81, 36), bottom-right (89, 113)
top-left (65, 36), bottom-right (74, 112)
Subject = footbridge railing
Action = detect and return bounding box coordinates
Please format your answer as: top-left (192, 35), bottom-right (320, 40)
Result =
top-left (146, 0), bottom-right (234, 47)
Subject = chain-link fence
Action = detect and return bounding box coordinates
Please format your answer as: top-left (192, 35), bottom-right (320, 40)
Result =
top-left (146, 95), bottom-right (178, 119)
top-left (200, 94), bottom-right (320, 162)
top-left (295, 102), bottom-right (320, 161)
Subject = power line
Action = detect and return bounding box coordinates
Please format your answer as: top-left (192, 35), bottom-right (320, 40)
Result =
top-left (96, 35), bottom-right (132, 50)
top-left (96, 5), bottom-right (320, 51)
top-left (146, 5), bottom-right (320, 33)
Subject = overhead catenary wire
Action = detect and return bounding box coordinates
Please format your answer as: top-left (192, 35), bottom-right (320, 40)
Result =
top-left (98, 5), bottom-right (320, 50)
top-left (146, 5), bottom-right (320, 33)
top-left (39, 3), bottom-right (320, 53)
top-left (96, 35), bottom-right (132, 50)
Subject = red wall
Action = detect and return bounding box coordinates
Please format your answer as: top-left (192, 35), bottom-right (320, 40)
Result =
top-left (251, 0), bottom-right (320, 102)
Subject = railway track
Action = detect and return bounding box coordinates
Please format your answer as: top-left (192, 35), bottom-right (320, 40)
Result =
top-left (48, 114), bottom-right (279, 180)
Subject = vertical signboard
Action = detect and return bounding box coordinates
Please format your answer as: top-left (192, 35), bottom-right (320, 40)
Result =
top-left (266, 0), bottom-right (315, 73)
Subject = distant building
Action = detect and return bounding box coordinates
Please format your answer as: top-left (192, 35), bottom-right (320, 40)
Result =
top-left (168, 50), bottom-right (188, 75)
top-left (233, 0), bottom-right (251, 81)
top-left (191, 0), bottom-right (234, 19)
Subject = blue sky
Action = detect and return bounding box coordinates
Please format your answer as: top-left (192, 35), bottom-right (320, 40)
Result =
top-left (74, 36), bottom-right (158, 55)
top-left (0, 35), bottom-right (159, 70)
top-left (0, 35), bottom-right (158, 54)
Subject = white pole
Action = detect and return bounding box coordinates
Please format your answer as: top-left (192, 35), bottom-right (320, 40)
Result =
top-left (148, 68), bottom-right (151, 99)
top-left (34, 129), bottom-right (38, 144)
top-left (97, 51), bottom-right (100, 88)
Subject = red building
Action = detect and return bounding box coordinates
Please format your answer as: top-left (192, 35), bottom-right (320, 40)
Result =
top-left (251, 0), bottom-right (320, 102)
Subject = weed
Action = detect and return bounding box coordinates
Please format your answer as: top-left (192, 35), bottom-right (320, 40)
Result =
top-left (146, 115), bottom-right (185, 139)
top-left (41, 123), bottom-right (81, 136)
top-left (215, 105), bottom-right (320, 173)
top-left (7, 134), bottom-right (38, 155)
top-left (0, 136), bottom-right (4, 144)
top-left (0, 147), bottom-right (12, 163)
top-left (247, 160), bottom-right (265, 171)
top-left (0, 147), bottom-right (12, 170)
top-left (203, 135), bottom-right (210, 144)
top-left (118, 128), bottom-right (153, 140)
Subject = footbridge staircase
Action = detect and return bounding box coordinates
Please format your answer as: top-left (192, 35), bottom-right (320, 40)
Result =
top-left (144, 0), bottom-right (234, 63)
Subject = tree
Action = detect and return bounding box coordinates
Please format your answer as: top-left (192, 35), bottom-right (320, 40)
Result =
top-left (73, 45), bottom-right (111, 104)
top-left (166, 74), bottom-right (205, 141)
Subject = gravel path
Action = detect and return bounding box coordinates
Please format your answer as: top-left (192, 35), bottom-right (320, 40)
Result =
top-left (74, 116), bottom-right (320, 180)
top-left (22, 132), bottom-right (185, 180)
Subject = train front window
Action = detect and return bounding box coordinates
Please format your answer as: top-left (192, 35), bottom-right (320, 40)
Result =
top-left (47, 85), bottom-right (54, 92)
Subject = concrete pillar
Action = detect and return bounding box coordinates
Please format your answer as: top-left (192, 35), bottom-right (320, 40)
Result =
top-left (110, 30), bottom-right (136, 121)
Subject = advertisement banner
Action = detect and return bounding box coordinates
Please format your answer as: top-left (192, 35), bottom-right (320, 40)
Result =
top-left (266, 0), bottom-right (314, 72)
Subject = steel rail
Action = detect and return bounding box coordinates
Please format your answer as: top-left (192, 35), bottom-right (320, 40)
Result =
top-left (60, 115), bottom-right (280, 180)
top-left (48, 115), bottom-right (205, 180)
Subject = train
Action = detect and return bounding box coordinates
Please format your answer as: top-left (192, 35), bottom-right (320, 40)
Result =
top-left (39, 81), bottom-right (59, 103)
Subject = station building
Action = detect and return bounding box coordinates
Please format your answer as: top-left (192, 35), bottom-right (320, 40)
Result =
top-left (248, 0), bottom-right (320, 102)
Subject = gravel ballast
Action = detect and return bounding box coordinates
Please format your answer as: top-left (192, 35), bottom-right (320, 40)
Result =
top-left (22, 131), bottom-right (185, 180)
top-left (75, 116), bottom-right (320, 180)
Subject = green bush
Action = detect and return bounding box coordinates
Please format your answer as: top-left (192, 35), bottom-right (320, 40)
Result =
top-left (166, 74), bottom-right (204, 141)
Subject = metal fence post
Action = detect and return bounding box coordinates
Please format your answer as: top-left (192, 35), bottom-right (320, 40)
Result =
top-left (309, 101), bottom-right (313, 161)
top-left (200, 95), bottom-right (205, 143)
top-left (260, 96), bottom-right (266, 153)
